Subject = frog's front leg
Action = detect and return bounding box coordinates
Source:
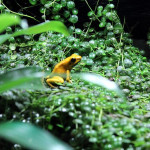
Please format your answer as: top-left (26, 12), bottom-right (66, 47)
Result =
top-left (66, 70), bottom-right (72, 83)
top-left (46, 76), bottom-right (64, 88)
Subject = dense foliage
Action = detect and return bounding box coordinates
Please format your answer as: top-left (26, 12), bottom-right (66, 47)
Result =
top-left (0, 0), bottom-right (150, 149)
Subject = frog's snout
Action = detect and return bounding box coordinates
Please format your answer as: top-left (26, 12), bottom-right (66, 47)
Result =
top-left (76, 56), bottom-right (82, 62)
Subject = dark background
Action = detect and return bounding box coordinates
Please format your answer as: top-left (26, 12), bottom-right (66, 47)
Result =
top-left (116, 0), bottom-right (150, 58)
top-left (4, 0), bottom-right (150, 58)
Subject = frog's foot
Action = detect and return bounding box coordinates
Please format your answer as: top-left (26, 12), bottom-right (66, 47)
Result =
top-left (46, 76), bottom-right (64, 88)
top-left (66, 79), bottom-right (72, 83)
top-left (45, 75), bottom-right (50, 79)
top-left (68, 80), bottom-right (72, 83)
top-left (66, 77), bottom-right (72, 83)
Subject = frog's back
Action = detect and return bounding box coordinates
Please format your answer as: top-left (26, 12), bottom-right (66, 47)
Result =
top-left (52, 64), bottom-right (67, 74)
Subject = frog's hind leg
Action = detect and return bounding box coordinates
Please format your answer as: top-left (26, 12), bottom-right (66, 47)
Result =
top-left (46, 76), bottom-right (64, 88)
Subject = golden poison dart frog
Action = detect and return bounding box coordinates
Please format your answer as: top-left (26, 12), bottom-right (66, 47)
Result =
top-left (45, 54), bottom-right (82, 88)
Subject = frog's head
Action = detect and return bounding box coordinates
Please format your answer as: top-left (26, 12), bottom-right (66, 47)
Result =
top-left (66, 54), bottom-right (82, 69)
top-left (70, 54), bottom-right (82, 64)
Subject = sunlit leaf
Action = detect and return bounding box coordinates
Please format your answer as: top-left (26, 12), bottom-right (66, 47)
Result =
top-left (0, 67), bottom-right (46, 93)
top-left (0, 14), bottom-right (21, 33)
top-left (0, 121), bottom-right (72, 150)
top-left (13, 21), bottom-right (70, 36)
top-left (0, 20), bottom-right (69, 45)
top-left (76, 73), bottom-right (126, 99)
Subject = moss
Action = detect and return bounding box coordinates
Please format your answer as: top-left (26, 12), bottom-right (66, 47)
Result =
top-left (0, 0), bottom-right (150, 149)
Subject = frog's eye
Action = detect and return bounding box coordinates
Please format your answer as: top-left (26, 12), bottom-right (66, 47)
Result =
top-left (71, 58), bottom-right (76, 63)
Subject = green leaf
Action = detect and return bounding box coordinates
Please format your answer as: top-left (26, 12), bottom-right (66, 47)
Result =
top-left (0, 20), bottom-right (69, 45)
top-left (76, 73), bottom-right (126, 100)
top-left (0, 121), bottom-right (72, 150)
top-left (0, 34), bottom-right (12, 45)
top-left (0, 14), bottom-right (20, 33)
top-left (13, 21), bottom-right (70, 37)
top-left (0, 67), bottom-right (46, 93)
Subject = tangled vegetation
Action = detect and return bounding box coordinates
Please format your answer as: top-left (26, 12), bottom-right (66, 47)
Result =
top-left (0, 0), bottom-right (150, 149)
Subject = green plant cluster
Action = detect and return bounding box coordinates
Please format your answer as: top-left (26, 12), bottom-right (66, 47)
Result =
top-left (37, 0), bottom-right (78, 23)
top-left (0, 0), bottom-right (150, 150)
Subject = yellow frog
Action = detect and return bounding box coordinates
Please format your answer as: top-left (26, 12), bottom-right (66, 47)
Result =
top-left (45, 54), bottom-right (82, 88)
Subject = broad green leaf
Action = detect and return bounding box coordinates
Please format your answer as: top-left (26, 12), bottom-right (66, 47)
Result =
top-left (0, 20), bottom-right (69, 45)
top-left (76, 73), bottom-right (126, 100)
top-left (0, 34), bottom-right (12, 45)
top-left (0, 121), bottom-right (72, 150)
top-left (13, 21), bottom-right (70, 37)
top-left (0, 67), bottom-right (46, 93)
top-left (0, 14), bottom-right (20, 33)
